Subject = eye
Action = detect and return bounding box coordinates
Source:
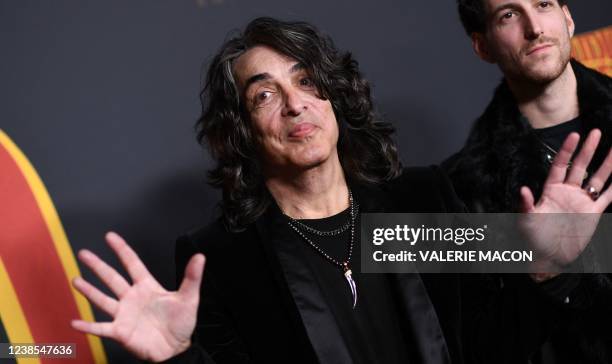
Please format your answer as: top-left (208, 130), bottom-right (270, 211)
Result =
top-left (250, 90), bottom-right (275, 108)
top-left (501, 11), bottom-right (515, 20)
top-left (539, 1), bottom-right (552, 8)
top-left (257, 91), bottom-right (272, 101)
top-left (299, 77), bottom-right (314, 88)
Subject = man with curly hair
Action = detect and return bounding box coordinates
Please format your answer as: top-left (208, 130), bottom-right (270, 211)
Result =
top-left (69, 17), bottom-right (610, 363)
top-left (444, 1), bottom-right (612, 363)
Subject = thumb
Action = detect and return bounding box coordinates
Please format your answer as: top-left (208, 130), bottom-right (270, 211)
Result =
top-left (520, 186), bottom-right (536, 213)
top-left (178, 254), bottom-right (206, 301)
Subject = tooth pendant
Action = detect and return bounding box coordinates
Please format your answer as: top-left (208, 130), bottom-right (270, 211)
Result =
top-left (343, 262), bottom-right (358, 309)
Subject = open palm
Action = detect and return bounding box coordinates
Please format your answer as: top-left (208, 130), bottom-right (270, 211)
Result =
top-left (71, 232), bottom-right (205, 362)
top-left (520, 130), bottom-right (612, 271)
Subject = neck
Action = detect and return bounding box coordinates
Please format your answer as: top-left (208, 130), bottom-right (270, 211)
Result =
top-left (507, 63), bottom-right (579, 129)
top-left (265, 157), bottom-right (349, 219)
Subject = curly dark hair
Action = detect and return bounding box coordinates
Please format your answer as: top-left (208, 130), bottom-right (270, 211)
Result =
top-left (196, 17), bottom-right (401, 231)
top-left (457, 0), bottom-right (568, 35)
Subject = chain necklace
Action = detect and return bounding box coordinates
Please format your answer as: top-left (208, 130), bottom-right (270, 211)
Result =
top-left (287, 214), bottom-right (352, 236)
top-left (286, 189), bottom-right (358, 308)
top-left (539, 139), bottom-right (588, 181)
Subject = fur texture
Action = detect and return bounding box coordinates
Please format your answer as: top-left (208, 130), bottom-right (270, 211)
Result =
top-left (444, 60), bottom-right (612, 213)
top-left (443, 60), bottom-right (612, 364)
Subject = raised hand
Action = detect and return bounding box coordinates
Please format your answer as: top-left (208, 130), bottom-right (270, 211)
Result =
top-left (71, 232), bottom-right (205, 362)
top-left (519, 129), bottom-right (612, 276)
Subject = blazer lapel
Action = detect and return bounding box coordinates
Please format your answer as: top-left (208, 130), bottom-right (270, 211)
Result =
top-left (358, 181), bottom-right (452, 364)
top-left (255, 204), bottom-right (353, 364)
top-left (391, 273), bottom-right (452, 364)
top-left (253, 182), bottom-right (451, 364)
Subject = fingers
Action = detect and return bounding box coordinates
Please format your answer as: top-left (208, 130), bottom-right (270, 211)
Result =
top-left (544, 132), bottom-right (580, 185)
top-left (71, 319), bottom-right (114, 338)
top-left (73, 277), bottom-right (119, 317)
top-left (106, 232), bottom-right (152, 283)
top-left (178, 254), bottom-right (206, 302)
top-left (566, 129), bottom-right (601, 185)
top-left (587, 145), bottom-right (612, 192)
top-left (520, 186), bottom-right (536, 213)
top-left (78, 249), bottom-right (130, 298)
top-left (596, 186), bottom-right (612, 211)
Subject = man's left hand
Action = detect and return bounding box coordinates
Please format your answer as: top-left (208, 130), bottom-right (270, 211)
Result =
top-left (520, 129), bottom-right (612, 279)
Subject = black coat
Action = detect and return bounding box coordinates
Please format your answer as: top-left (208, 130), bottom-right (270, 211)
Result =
top-left (443, 60), bottom-right (611, 214)
top-left (443, 61), bottom-right (612, 364)
top-left (164, 167), bottom-right (576, 364)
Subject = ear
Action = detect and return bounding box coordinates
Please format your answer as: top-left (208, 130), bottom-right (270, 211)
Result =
top-left (471, 32), bottom-right (495, 63)
top-left (561, 4), bottom-right (575, 38)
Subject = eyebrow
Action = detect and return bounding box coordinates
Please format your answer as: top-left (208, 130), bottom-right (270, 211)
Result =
top-left (489, 1), bottom-right (521, 17)
top-left (242, 62), bottom-right (307, 93)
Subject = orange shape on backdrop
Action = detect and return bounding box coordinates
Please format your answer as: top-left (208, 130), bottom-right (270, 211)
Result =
top-left (572, 25), bottom-right (612, 77)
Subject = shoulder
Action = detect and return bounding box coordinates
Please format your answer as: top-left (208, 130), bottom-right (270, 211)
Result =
top-left (174, 218), bottom-right (262, 284)
top-left (395, 166), bottom-right (458, 197)
top-left (384, 166), bottom-right (466, 213)
top-left (441, 151), bottom-right (461, 172)
top-left (183, 219), bottom-right (230, 246)
top-left (175, 218), bottom-right (253, 265)
top-left (572, 60), bottom-right (612, 125)
top-left (393, 165), bottom-right (445, 185)
top-left (177, 219), bottom-right (229, 252)
top-left (573, 59), bottom-right (612, 90)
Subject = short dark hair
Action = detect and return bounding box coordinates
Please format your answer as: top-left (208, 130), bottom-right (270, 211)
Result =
top-left (197, 17), bottom-right (401, 231)
top-left (457, 0), bottom-right (568, 35)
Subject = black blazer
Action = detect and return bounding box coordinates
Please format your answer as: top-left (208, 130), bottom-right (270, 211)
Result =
top-left (166, 167), bottom-right (571, 364)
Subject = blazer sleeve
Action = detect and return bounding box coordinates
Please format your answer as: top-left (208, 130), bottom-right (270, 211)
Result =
top-left (161, 234), bottom-right (253, 363)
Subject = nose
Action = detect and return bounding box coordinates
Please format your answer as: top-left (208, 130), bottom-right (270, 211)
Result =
top-left (523, 11), bottom-right (543, 40)
top-left (281, 86), bottom-right (306, 117)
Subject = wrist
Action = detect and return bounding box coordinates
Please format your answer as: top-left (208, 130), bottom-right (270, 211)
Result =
top-left (529, 272), bottom-right (560, 283)
top-left (529, 258), bottom-right (562, 282)
top-left (151, 340), bottom-right (192, 363)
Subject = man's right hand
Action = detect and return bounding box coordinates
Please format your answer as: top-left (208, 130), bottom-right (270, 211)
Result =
top-left (71, 232), bottom-right (205, 362)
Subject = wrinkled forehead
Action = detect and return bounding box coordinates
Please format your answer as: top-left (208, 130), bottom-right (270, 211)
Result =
top-left (232, 45), bottom-right (301, 91)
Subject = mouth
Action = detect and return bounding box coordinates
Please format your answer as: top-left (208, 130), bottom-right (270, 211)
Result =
top-left (526, 44), bottom-right (553, 56)
top-left (288, 123), bottom-right (317, 138)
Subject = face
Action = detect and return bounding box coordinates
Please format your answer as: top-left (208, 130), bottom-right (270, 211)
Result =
top-left (473, 0), bottom-right (575, 84)
top-left (233, 45), bottom-right (339, 174)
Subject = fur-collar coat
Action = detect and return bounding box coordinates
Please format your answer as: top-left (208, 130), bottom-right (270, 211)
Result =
top-left (443, 61), bottom-right (612, 364)
top-left (443, 60), bottom-right (611, 213)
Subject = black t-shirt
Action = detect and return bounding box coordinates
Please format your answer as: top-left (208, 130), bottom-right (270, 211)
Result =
top-left (531, 116), bottom-right (603, 183)
top-left (291, 207), bottom-right (411, 364)
top-left (533, 116), bottom-right (583, 152)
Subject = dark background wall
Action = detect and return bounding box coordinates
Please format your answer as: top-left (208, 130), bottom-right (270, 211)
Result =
top-left (1, 1), bottom-right (610, 361)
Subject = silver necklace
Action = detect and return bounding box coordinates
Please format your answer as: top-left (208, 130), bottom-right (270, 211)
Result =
top-left (286, 189), bottom-right (358, 308)
top-left (539, 139), bottom-right (588, 181)
top-left (287, 214), bottom-right (352, 236)
top-left (540, 140), bottom-right (560, 164)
